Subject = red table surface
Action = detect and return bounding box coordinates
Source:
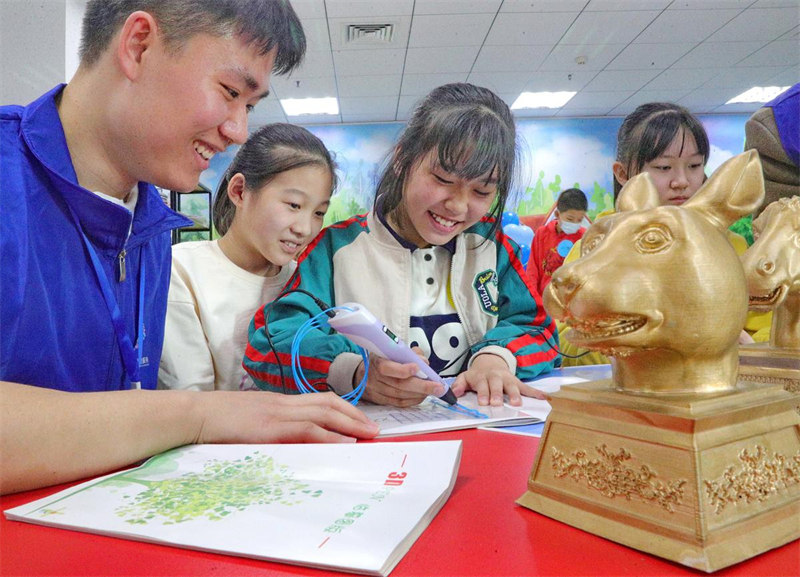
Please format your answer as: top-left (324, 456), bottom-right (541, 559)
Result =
top-left (1, 429), bottom-right (797, 577)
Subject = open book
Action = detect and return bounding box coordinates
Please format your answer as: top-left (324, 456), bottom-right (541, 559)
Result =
top-left (361, 391), bottom-right (550, 437)
top-left (5, 442), bottom-right (462, 577)
top-left (361, 365), bottom-right (611, 438)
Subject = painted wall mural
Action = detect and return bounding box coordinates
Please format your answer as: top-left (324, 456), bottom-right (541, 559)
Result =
top-left (198, 114), bottom-right (750, 230)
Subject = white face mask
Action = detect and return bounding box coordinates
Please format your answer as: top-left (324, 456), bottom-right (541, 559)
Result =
top-left (560, 220), bottom-right (582, 235)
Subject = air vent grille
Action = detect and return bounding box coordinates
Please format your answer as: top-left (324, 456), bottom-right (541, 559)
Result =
top-left (346, 23), bottom-right (394, 44)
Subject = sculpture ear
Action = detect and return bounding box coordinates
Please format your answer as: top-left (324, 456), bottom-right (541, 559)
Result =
top-left (683, 150), bottom-right (765, 231)
top-left (616, 173), bottom-right (660, 213)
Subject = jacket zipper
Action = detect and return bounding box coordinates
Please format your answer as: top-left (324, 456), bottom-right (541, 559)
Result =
top-left (118, 248), bottom-right (127, 282)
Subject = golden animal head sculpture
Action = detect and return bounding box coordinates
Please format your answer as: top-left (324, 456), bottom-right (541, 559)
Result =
top-left (741, 196), bottom-right (800, 349)
top-left (545, 151), bottom-right (765, 395)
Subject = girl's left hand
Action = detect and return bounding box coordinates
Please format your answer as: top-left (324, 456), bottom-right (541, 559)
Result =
top-left (450, 354), bottom-right (545, 406)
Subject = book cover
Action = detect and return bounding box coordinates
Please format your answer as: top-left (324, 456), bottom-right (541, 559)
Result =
top-left (4, 441), bottom-right (462, 576)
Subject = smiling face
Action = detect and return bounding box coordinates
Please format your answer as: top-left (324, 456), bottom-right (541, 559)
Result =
top-left (222, 165), bottom-right (332, 276)
top-left (119, 32), bottom-right (275, 193)
top-left (391, 151), bottom-right (498, 248)
top-left (614, 129), bottom-right (706, 208)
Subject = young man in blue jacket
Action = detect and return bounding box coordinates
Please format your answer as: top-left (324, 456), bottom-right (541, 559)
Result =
top-left (0, 0), bottom-right (377, 496)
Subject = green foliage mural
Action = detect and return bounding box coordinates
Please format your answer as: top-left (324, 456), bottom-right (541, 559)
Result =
top-left (194, 115), bottom-right (750, 232)
top-left (104, 450), bottom-right (322, 525)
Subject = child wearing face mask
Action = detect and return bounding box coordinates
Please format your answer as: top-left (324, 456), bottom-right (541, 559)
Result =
top-left (244, 83), bottom-right (559, 408)
top-left (159, 124), bottom-right (337, 391)
top-left (527, 188), bottom-right (588, 296)
top-left (555, 102), bottom-right (771, 366)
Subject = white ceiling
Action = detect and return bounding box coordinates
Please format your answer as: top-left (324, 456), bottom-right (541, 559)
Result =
top-left (251, 0), bottom-right (800, 126)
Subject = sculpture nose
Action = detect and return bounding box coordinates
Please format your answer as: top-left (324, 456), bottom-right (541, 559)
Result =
top-left (549, 270), bottom-right (579, 300)
top-left (757, 257), bottom-right (775, 275)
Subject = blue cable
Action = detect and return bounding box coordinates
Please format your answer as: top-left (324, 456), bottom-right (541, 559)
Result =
top-left (290, 307), bottom-right (369, 405)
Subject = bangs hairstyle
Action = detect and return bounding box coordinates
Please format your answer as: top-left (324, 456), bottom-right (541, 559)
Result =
top-left (212, 123), bottom-right (337, 236)
top-left (615, 102), bottom-right (709, 199)
top-left (375, 83), bottom-right (517, 236)
top-left (79, 0), bottom-right (305, 75)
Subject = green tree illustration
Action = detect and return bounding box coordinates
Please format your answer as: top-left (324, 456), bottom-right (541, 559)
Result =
top-left (108, 451), bottom-right (322, 525)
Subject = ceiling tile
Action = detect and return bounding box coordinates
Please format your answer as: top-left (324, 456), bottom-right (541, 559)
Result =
top-left (337, 74), bottom-right (402, 98)
top-left (671, 41), bottom-right (767, 68)
top-left (667, 0), bottom-right (752, 8)
top-left (298, 18), bottom-right (331, 52)
top-left (610, 88), bottom-right (694, 115)
top-left (269, 74), bottom-right (337, 98)
top-left (702, 65), bottom-right (793, 87)
top-left (707, 7), bottom-right (800, 41)
top-left (766, 67), bottom-right (800, 85)
top-left (606, 42), bottom-right (693, 70)
top-left (400, 72), bottom-right (470, 95)
top-left (466, 72), bottom-right (531, 94)
top-left (286, 0), bottom-right (327, 19)
top-left (484, 12), bottom-right (577, 45)
top-left (338, 96), bottom-right (400, 116)
top-left (539, 43), bottom-right (627, 71)
top-left (560, 90), bottom-right (631, 109)
top-left (634, 9), bottom-right (742, 43)
top-left (500, 0), bottom-right (586, 12)
top-left (404, 46), bottom-right (480, 74)
top-left (522, 69), bottom-right (597, 91)
top-left (584, 0), bottom-right (670, 10)
top-left (678, 86), bottom-right (743, 107)
top-left (735, 39), bottom-right (800, 67)
top-left (472, 45), bottom-right (550, 73)
top-left (408, 13), bottom-right (495, 47)
top-left (279, 50), bottom-right (335, 79)
top-left (561, 10), bottom-right (661, 44)
top-left (643, 67), bottom-right (722, 90)
top-left (324, 0), bottom-right (414, 19)
top-left (414, 0), bottom-right (502, 15)
top-left (583, 69), bottom-right (661, 91)
top-left (332, 49), bottom-right (406, 76)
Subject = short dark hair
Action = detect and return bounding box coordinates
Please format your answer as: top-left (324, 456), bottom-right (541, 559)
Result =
top-left (213, 123), bottom-right (337, 235)
top-left (556, 188), bottom-right (587, 212)
top-left (374, 83), bottom-right (518, 237)
top-left (79, 0), bottom-right (305, 75)
top-left (614, 102), bottom-right (709, 199)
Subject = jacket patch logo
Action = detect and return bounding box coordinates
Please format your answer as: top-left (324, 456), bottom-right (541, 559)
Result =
top-left (473, 269), bottom-right (499, 316)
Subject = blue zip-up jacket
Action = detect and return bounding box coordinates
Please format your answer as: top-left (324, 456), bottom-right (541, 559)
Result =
top-left (0, 85), bottom-right (191, 391)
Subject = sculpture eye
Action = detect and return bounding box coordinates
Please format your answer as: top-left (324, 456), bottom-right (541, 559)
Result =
top-left (582, 233), bottom-right (604, 256)
top-left (636, 226), bottom-right (673, 253)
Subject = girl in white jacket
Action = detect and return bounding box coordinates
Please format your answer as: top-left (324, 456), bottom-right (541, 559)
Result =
top-left (246, 84), bottom-right (559, 407)
top-left (159, 124), bottom-right (337, 391)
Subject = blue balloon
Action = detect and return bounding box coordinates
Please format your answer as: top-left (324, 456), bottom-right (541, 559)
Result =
top-left (503, 223), bottom-right (534, 248)
top-left (519, 243), bottom-right (531, 268)
top-left (501, 211), bottom-right (519, 227)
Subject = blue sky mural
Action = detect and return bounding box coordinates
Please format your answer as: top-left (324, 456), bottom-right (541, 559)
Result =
top-left (199, 113), bottom-right (750, 227)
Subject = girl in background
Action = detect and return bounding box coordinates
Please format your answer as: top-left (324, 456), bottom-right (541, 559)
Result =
top-left (244, 83), bottom-right (559, 407)
top-left (559, 102), bottom-right (770, 366)
top-left (159, 123), bottom-right (336, 391)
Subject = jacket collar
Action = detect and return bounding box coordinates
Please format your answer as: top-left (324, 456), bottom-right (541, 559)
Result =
top-left (374, 202), bottom-right (457, 254)
top-left (21, 84), bottom-right (191, 251)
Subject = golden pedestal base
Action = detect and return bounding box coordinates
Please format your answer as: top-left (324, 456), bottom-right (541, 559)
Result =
top-left (517, 380), bottom-right (800, 572)
top-left (739, 344), bottom-right (800, 395)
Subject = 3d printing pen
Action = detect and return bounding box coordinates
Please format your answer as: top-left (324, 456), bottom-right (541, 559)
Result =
top-left (327, 302), bottom-right (458, 405)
